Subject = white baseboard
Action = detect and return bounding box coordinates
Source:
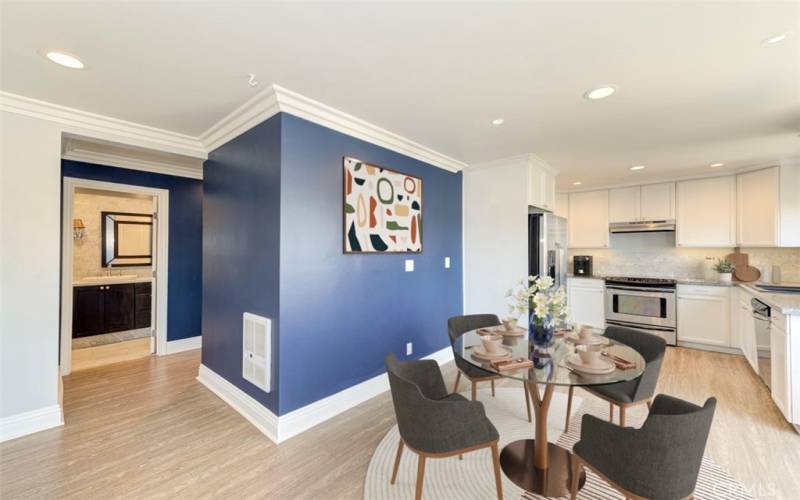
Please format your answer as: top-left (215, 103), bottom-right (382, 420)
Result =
top-left (196, 364), bottom-right (279, 442)
top-left (677, 341), bottom-right (744, 356)
top-left (165, 336), bottom-right (202, 355)
top-left (196, 345), bottom-right (454, 444)
top-left (0, 404), bottom-right (64, 443)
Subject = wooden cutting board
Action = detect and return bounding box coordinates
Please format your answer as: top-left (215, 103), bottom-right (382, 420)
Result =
top-left (728, 248), bottom-right (761, 282)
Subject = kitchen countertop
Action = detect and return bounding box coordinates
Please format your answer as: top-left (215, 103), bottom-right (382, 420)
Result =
top-left (566, 274), bottom-right (799, 314)
top-left (73, 276), bottom-right (153, 287)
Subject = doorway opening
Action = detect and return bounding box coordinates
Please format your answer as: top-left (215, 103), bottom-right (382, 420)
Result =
top-left (61, 177), bottom-right (169, 375)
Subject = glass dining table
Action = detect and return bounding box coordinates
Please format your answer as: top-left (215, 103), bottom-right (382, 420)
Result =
top-left (453, 328), bottom-right (646, 497)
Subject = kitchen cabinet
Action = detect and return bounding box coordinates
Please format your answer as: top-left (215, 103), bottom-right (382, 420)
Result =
top-left (528, 158), bottom-right (557, 212)
top-left (771, 313), bottom-right (790, 418)
top-left (737, 167), bottom-right (779, 246)
top-left (568, 190), bottom-right (609, 248)
top-left (555, 192), bottom-right (569, 220)
top-left (738, 292), bottom-right (759, 374)
top-left (737, 164), bottom-right (800, 247)
top-left (608, 187), bottom-right (640, 223)
top-left (640, 183), bottom-right (675, 220)
top-left (676, 285), bottom-right (730, 347)
top-left (567, 277), bottom-right (605, 328)
top-left (72, 282), bottom-right (150, 338)
top-left (608, 183), bottom-right (675, 223)
top-left (676, 176), bottom-right (736, 247)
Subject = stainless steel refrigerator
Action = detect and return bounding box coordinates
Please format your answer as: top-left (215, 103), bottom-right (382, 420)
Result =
top-left (528, 212), bottom-right (568, 289)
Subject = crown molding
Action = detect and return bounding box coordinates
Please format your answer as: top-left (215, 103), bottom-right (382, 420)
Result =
top-left (62, 138), bottom-right (204, 180)
top-left (200, 84), bottom-right (467, 172)
top-left (466, 153), bottom-right (559, 174)
top-left (0, 91), bottom-right (207, 159)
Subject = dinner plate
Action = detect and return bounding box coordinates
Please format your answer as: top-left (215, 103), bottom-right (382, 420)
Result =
top-left (565, 354), bottom-right (615, 374)
top-left (471, 345), bottom-right (513, 361)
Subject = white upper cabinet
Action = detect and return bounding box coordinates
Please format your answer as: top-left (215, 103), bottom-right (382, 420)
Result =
top-left (737, 164), bottom-right (800, 247)
top-left (609, 187), bottom-right (641, 223)
top-left (568, 190), bottom-right (609, 248)
top-left (528, 158), bottom-right (557, 212)
top-left (737, 167), bottom-right (779, 247)
top-left (555, 192), bottom-right (569, 219)
top-left (640, 182), bottom-right (675, 220)
top-left (676, 176), bottom-right (736, 247)
top-left (608, 182), bottom-right (674, 223)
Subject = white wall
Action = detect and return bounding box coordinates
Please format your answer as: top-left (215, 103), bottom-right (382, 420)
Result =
top-left (463, 158), bottom-right (529, 321)
top-left (0, 112), bottom-right (63, 422)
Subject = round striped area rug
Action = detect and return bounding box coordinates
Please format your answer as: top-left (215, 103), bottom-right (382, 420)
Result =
top-left (364, 387), bottom-right (752, 500)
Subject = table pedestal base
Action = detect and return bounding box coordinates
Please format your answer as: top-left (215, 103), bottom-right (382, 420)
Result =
top-left (499, 439), bottom-right (585, 497)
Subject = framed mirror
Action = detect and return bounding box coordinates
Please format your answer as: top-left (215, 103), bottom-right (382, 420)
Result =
top-left (101, 212), bottom-right (153, 267)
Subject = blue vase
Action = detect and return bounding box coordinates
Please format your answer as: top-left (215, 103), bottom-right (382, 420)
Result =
top-left (530, 315), bottom-right (555, 347)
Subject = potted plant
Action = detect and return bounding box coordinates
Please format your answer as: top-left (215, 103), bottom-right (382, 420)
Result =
top-left (713, 258), bottom-right (735, 284)
top-left (505, 275), bottom-right (568, 347)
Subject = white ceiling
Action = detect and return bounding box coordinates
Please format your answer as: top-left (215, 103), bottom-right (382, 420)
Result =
top-left (2, 2), bottom-right (799, 188)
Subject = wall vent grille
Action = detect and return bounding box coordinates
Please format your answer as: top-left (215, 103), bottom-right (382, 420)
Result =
top-left (242, 312), bottom-right (271, 393)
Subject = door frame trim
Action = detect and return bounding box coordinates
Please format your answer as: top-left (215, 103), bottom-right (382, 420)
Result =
top-left (61, 177), bottom-right (169, 375)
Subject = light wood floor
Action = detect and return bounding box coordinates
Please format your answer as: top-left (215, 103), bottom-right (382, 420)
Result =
top-left (71, 337), bottom-right (152, 372)
top-left (1, 347), bottom-right (798, 499)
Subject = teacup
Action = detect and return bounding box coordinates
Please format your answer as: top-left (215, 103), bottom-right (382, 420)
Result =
top-left (503, 318), bottom-right (518, 331)
top-left (577, 345), bottom-right (602, 366)
top-left (480, 334), bottom-right (503, 353)
top-left (578, 326), bottom-right (593, 339)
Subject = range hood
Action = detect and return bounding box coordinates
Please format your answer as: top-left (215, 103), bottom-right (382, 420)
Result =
top-left (609, 220), bottom-right (676, 233)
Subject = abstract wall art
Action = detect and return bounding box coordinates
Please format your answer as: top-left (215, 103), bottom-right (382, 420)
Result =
top-left (343, 157), bottom-right (423, 253)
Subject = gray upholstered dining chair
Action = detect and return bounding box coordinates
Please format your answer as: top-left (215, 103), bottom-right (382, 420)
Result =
top-left (448, 314), bottom-right (532, 422)
top-left (565, 325), bottom-right (667, 430)
top-left (385, 353), bottom-right (503, 500)
top-left (570, 394), bottom-right (717, 500)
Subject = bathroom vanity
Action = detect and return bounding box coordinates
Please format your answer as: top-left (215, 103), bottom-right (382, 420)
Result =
top-left (72, 278), bottom-right (152, 337)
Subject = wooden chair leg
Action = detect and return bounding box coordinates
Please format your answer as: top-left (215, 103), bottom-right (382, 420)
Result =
top-left (619, 405), bottom-right (626, 427)
top-left (471, 380), bottom-right (477, 401)
top-left (453, 371), bottom-right (461, 393)
top-left (490, 442), bottom-right (503, 500)
top-left (609, 402), bottom-right (614, 423)
top-left (570, 455), bottom-right (582, 500)
top-left (390, 439), bottom-right (404, 485)
top-left (491, 379), bottom-right (496, 397)
top-left (415, 454), bottom-right (426, 500)
top-left (565, 385), bottom-right (574, 431)
top-left (523, 382), bottom-right (532, 422)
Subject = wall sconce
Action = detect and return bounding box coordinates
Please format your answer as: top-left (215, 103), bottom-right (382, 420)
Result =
top-left (73, 219), bottom-right (86, 240)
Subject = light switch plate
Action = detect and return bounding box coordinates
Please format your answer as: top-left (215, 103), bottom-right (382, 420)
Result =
top-left (406, 342), bottom-right (413, 355)
top-left (405, 259), bottom-right (414, 272)
top-left (445, 257), bottom-right (451, 269)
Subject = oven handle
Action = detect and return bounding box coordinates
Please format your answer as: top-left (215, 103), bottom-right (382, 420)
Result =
top-left (606, 285), bottom-right (676, 295)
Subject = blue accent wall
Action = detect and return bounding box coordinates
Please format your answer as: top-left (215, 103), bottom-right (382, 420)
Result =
top-left (278, 114), bottom-right (463, 414)
top-left (62, 160), bottom-right (202, 341)
top-left (202, 115), bottom-right (282, 413)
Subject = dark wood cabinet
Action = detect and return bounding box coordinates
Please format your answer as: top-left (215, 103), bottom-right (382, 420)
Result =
top-left (72, 282), bottom-right (151, 338)
top-left (72, 286), bottom-right (105, 338)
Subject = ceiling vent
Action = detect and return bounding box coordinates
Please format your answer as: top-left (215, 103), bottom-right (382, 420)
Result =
top-left (243, 313), bottom-right (271, 393)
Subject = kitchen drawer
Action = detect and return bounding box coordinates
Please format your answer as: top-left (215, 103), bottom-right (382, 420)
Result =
top-left (677, 284), bottom-right (730, 297)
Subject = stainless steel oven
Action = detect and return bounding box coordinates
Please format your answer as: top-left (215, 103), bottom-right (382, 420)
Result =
top-left (604, 277), bottom-right (677, 345)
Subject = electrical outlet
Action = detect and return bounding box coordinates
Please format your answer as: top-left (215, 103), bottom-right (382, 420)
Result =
top-left (405, 259), bottom-right (414, 272)
top-left (444, 257), bottom-right (451, 269)
top-left (406, 342), bottom-right (413, 356)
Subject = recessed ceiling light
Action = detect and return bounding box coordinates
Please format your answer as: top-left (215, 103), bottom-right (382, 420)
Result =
top-left (584, 85), bottom-right (618, 100)
top-left (491, 118), bottom-right (505, 126)
top-left (762, 33), bottom-right (789, 45)
top-left (42, 50), bottom-right (85, 69)
top-left (572, 181), bottom-right (583, 186)
top-left (710, 162), bottom-right (725, 168)
top-left (629, 165), bottom-right (646, 171)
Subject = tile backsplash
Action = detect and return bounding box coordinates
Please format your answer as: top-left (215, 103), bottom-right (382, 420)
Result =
top-left (568, 232), bottom-right (800, 282)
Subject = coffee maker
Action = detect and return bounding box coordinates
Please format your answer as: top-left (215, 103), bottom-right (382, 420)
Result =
top-left (573, 255), bottom-right (593, 276)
